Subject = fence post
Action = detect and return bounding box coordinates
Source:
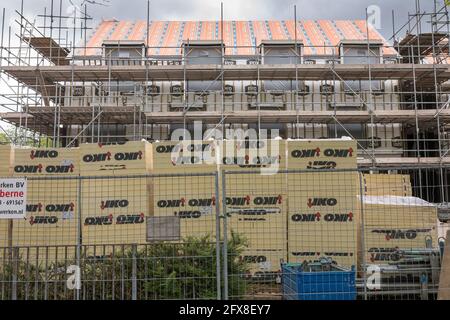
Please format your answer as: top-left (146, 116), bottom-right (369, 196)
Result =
top-left (358, 172), bottom-right (368, 300)
top-left (221, 170), bottom-right (228, 300)
top-left (214, 172), bottom-right (222, 300)
top-left (11, 247), bottom-right (18, 300)
top-left (76, 177), bottom-right (82, 301)
top-left (131, 244), bottom-right (137, 301)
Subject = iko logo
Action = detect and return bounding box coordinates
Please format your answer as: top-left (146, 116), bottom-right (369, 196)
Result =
top-left (307, 161), bottom-right (337, 170)
top-left (229, 208), bottom-right (281, 216)
top-left (30, 150), bottom-right (58, 159)
top-left (291, 212), bottom-right (353, 222)
top-left (292, 252), bottom-right (320, 257)
top-left (116, 213), bottom-right (145, 224)
top-left (100, 199), bottom-right (129, 210)
top-left (241, 255), bottom-right (267, 263)
top-left (222, 156), bottom-right (280, 167)
top-left (291, 148), bottom-right (354, 158)
top-left (368, 248), bottom-right (401, 262)
top-left (323, 252), bottom-right (353, 257)
top-left (236, 140), bottom-right (265, 150)
top-left (174, 211), bottom-right (203, 219)
top-left (29, 216), bottom-right (58, 225)
top-left (372, 229), bottom-right (432, 241)
top-left (84, 214), bottom-right (113, 226)
top-left (307, 198), bottom-right (337, 208)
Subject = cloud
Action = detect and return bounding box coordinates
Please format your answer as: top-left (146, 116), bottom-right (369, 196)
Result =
top-left (0, 0), bottom-right (440, 40)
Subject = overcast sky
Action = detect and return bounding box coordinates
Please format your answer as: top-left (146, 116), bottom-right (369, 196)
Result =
top-left (0, 0), bottom-right (442, 43)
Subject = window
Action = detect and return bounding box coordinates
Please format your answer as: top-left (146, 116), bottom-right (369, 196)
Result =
top-left (328, 124), bottom-right (366, 147)
top-left (320, 84), bottom-right (334, 95)
top-left (344, 80), bottom-right (383, 94)
top-left (342, 45), bottom-right (381, 64)
top-left (118, 51), bottom-right (130, 58)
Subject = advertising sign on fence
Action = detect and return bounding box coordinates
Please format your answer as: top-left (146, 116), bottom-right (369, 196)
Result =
top-left (0, 178), bottom-right (27, 219)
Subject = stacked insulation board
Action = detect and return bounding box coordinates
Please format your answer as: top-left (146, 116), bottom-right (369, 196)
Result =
top-left (0, 144), bottom-right (14, 177)
top-left (79, 141), bottom-right (152, 246)
top-left (148, 141), bottom-right (218, 255)
top-left (358, 195), bottom-right (438, 265)
top-left (286, 138), bottom-right (358, 170)
top-left (286, 139), bottom-right (359, 268)
top-left (0, 139), bottom-right (439, 277)
top-left (363, 174), bottom-right (412, 197)
top-left (218, 139), bottom-right (287, 276)
top-left (11, 147), bottom-right (79, 249)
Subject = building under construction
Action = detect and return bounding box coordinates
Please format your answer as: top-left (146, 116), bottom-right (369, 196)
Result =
top-left (0, 0), bottom-right (449, 204)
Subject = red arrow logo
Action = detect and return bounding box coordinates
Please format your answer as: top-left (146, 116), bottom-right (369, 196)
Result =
top-left (315, 212), bottom-right (321, 221)
top-left (348, 148), bottom-right (354, 157)
top-left (277, 195), bottom-right (283, 204)
top-left (315, 147), bottom-right (321, 156)
top-left (348, 212), bottom-right (353, 221)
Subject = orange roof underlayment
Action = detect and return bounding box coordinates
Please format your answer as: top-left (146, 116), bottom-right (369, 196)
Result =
top-left (81, 19), bottom-right (397, 57)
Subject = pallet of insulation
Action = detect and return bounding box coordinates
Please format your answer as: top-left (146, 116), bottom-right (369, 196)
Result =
top-left (287, 171), bottom-right (359, 268)
top-left (357, 195), bottom-right (438, 265)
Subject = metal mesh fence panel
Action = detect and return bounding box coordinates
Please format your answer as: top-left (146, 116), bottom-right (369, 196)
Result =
top-left (0, 166), bottom-right (449, 300)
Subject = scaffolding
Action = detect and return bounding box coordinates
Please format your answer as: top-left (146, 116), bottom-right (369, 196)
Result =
top-left (0, 0), bottom-right (449, 201)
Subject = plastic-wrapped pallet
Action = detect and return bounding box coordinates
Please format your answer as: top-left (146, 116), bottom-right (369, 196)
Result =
top-left (357, 195), bottom-right (438, 265)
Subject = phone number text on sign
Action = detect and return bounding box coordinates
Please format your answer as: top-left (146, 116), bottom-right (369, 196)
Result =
top-left (0, 179), bottom-right (27, 219)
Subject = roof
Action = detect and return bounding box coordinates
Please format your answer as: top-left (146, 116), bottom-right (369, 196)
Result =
top-left (82, 20), bottom-right (397, 57)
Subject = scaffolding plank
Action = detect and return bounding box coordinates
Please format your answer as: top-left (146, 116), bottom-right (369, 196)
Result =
top-left (144, 109), bottom-right (450, 125)
top-left (23, 37), bottom-right (70, 66)
top-left (358, 157), bottom-right (450, 167)
top-left (2, 64), bottom-right (449, 85)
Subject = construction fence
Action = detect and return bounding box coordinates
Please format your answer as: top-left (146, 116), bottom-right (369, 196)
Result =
top-left (0, 166), bottom-right (448, 300)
